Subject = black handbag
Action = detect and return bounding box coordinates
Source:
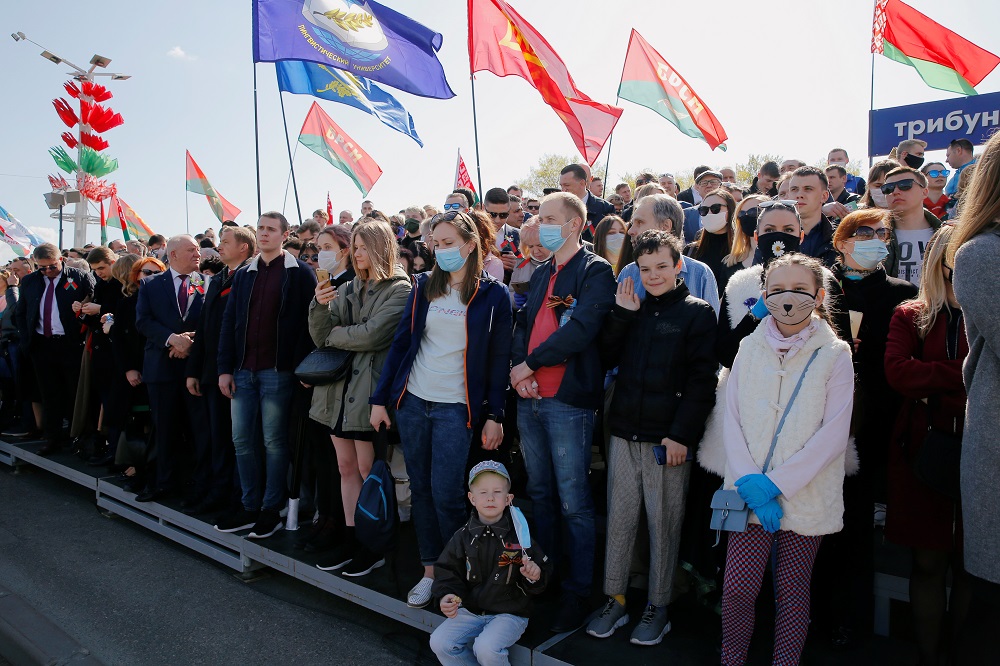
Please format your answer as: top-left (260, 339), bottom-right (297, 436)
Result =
top-left (911, 399), bottom-right (962, 500)
top-left (295, 283), bottom-right (355, 386)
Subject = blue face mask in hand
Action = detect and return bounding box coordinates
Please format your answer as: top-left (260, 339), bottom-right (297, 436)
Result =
top-left (435, 244), bottom-right (469, 273)
top-left (849, 239), bottom-right (889, 270)
top-left (539, 220), bottom-right (572, 252)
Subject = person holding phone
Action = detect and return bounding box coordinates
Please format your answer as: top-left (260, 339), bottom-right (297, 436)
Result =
top-left (587, 230), bottom-right (718, 645)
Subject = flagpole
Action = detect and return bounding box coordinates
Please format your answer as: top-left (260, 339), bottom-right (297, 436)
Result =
top-left (601, 95), bottom-right (622, 198)
top-left (185, 191), bottom-right (190, 235)
top-left (277, 85), bottom-right (303, 227)
top-left (868, 51), bottom-right (876, 168)
top-left (469, 74), bottom-right (484, 197)
top-left (253, 63), bottom-right (263, 218)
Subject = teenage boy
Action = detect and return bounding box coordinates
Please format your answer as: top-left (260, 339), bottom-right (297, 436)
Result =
top-left (588, 230), bottom-right (718, 645)
top-left (430, 461), bottom-right (550, 665)
top-left (882, 166), bottom-right (942, 287)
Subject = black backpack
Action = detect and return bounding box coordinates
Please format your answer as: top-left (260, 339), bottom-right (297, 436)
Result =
top-left (354, 428), bottom-right (398, 554)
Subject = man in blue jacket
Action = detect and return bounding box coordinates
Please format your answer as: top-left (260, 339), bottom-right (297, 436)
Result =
top-left (511, 192), bottom-right (616, 633)
top-left (215, 211), bottom-right (317, 539)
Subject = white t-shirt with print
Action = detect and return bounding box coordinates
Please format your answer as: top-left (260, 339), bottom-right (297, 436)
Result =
top-left (407, 287), bottom-right (468, 404)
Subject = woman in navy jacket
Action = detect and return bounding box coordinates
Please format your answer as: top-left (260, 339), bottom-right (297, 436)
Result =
top-left (370, 211), bottom-right (512, 610)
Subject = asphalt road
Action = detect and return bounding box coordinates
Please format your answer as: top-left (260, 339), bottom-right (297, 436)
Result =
top-left (0, 464), bottom-right (436, 666)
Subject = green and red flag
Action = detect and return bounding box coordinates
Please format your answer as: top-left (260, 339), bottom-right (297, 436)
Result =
top-left (107, 195), bottom-right (154, 242)
top-left (618, 30), bottom-right (727, 151)
top-left (185, 151), bottom-right (241, 223)
top-left (872, 0), bottom-right (999, 95)
top-left (298, 102), bottom-right (382, 196)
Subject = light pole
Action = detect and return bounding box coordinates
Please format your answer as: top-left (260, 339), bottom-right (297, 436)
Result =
top-left (12, 31), bottom-right (130, 248)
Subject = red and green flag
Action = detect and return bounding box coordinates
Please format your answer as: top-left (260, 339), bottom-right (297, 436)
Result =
top-left (185, 151), bottom-right (242, 223)
top-left (872, 0), bottom-right (1000, 95)
top-left (107, 195), bottom-right (155, 242)
top-left (618, 30), bottom-right (727, 151)
top-left (298, 102), bottom-right (382, 196)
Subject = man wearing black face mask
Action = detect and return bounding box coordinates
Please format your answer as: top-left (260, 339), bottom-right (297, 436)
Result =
top-left (895, 138), bottom-right (927, 170)
top-left (715, 202), bottom-right (853, 368)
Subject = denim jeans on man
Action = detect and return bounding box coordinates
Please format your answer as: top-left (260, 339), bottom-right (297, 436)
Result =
top-left (429, 609), bottom-right (529, 666)
top-left (517, 397), bottom-right (595, 597)
top-left (231, 368), bottom-right (293, 512)
top-left (395, 392), bottom-right (472, 566)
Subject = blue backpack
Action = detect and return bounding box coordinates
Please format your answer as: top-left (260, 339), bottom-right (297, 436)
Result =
top-left (355, 456), bottom-right (398, 555)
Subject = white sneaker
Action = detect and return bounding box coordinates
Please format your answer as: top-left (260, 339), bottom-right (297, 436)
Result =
top-left (407, 576), bottom-right (434, 608)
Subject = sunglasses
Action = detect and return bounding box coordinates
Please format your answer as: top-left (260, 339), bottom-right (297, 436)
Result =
top-left (300, 254), bottom-right (319, 261)
top-left (758, 199), bottom-right (799, 211)
top-left (487, 211), bottom-right (510, 219)
top-left (37, 264), bottom-right (61, 272)
top-left (698, 203), bottom-right (725, 216)
top-left (527, 205), bottom-right (539, 211)
top-left (850, 226), bottom-right (891, 242)
top-left (430, 210), bottom-right (465, 226)
top-left (880, 178), bottom-right (917, 195)
top-left (925, 169), bottom-right (950, 178)
top-left (140, 268), bottom-right (162, 276)
top-left (658, 172), bottom-right (674, 179)
top-left (737, 208), bottom-right (760, 222)
top-left (442, 202), bottom-right (464, 211)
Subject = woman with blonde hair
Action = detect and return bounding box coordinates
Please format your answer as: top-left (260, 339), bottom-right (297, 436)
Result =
top-left (723, 195), bottom-right (770, 269)
top-left (948, 130), bottom-right (1000, 662)
top-left (885, 225), bottom-right (970, 666)
top-left (370, 211), bottom-right (513, 610)
top-left (592, 214), bottom-right (628, 275)
top-left (309, 220), bottom-right (412, 578)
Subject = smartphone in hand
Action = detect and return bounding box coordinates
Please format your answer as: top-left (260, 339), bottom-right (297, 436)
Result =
top-left (316, 268), bottom-right (330, 284)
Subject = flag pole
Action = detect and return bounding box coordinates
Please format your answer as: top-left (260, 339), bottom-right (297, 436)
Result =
top-left (185, 191), bottom-right (190, 235)
top-left (868, 50), bottom-right (876, 168)
top-left (253, 63), bottom-right (263, 218)
top-left (601, 95), bottom-right (622, 198)
top-left (276, 82), bottom-right (303, 226)
top-left (469, 74), bottom-right (484, 197)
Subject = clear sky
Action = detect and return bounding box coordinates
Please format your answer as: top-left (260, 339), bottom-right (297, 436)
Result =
top-left (2, 0), bottom-right (999, 257)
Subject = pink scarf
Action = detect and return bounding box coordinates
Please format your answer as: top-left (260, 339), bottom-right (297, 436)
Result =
top-left (764, 315), bottom-right (817, 362)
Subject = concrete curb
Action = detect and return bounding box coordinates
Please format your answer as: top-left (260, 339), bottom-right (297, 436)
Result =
top-left (0, 586), bottom-right (104, 666)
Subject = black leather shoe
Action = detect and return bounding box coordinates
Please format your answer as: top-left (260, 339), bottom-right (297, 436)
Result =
top-left (551, 594), bottom-right (590, 633)
top-left (37, 442), bottom-right (61, 456)
top-left (87, 451), bottom-right (114, 467)
top-left (136, 487), bottom-right (173, 503)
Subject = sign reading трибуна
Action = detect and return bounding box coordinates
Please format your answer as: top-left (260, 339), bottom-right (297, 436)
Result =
top-left (869, 90), bottom-right (1000, 157)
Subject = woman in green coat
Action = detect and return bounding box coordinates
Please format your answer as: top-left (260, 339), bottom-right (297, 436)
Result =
top-left (307, 219), bottom-right (412, 577)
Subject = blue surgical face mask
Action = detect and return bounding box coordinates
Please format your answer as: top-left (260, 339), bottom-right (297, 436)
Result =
top-left (435, 243), bottom-right (469, 273)
top-left (539, 220), bottom-right (572, 252)
top-left (849, 238), bottom-right (889, 270)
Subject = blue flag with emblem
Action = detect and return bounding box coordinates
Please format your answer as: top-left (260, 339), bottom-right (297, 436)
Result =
top-left (276, 60), bottom-right (423, 147)
top-left (254, 0), bottom-right (455, 100)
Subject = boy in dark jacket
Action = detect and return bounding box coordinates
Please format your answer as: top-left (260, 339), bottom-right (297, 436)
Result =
top-left (587, 230), bottom-right (718, 646)
top-left (430, 461), bottom-right (551, 665)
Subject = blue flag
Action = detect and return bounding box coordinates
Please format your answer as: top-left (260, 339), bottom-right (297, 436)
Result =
top-left (254, 0), bottom-right (455, 100)
top-left (277, 60), bottom-right (423, 146)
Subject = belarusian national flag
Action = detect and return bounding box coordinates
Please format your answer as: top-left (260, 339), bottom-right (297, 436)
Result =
top-left (107, 195), bottom-right (155, 242)
top-left (872, 0), bottom-right (1000, 95)
top-left (618, 30), bottom-right (727, 151)
top-left (298, 102), bottom-right (382, 196)
top-left (185, 151), bottom-right (242, 223)
top-left (455, 149), bottom-right (477, 198)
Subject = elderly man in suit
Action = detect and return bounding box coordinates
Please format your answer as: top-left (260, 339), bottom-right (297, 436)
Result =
top-left (14, 243), bottom-right (95, 454)
top-left (559, 163), bottom-right (615, 243)
top-left (135, 234), bottom-right (211, 503)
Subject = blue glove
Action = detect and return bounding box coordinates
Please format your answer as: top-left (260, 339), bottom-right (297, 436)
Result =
top-left (735, 474), bottom-right (782, 510)
top-left (750, 297), bottom-right (770, 320)
top-left (755, 499), bottom-right (783, 533)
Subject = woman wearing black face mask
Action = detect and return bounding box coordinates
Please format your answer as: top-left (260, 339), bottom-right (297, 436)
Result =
top-left (724, 195), bottom-right (769, 271)
top-left (714, 202), bottom-right (852, 368)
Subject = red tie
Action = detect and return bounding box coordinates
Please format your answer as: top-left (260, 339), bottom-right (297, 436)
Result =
top-left (177, 274), bottom-right (188, 317)
top-left (43, 278), bottom-right (55, 337)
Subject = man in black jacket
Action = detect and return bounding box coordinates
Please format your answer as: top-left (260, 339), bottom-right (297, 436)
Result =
top-left (511, 192), bottom-right (616, 632)
top-left (559, 164), bottom-right (614, 242)
top-left (588, 230), bottom-right (717, 645)
top-left (14, 243), bottom-right (95, 454)
top-left (185, 225), bottom-right (254, 515)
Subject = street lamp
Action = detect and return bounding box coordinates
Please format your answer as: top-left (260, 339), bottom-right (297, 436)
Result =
top-left (43, 189), bottom-right (81, 249)
top-left (10, 31), bottom-right (130, 80)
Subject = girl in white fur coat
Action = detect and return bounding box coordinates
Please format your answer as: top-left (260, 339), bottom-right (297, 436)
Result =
top-left (720, 254), bottom-right (854, 666)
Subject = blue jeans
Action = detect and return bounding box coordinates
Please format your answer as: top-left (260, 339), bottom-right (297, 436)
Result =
top-left (231, 369), bottom-right (293, 512)
top-left (517, 397), bottom-right (595, 598)
top-left (395, 392), bottom-right (472, 565)
top-left (429, 609), bottom-right (529, 666)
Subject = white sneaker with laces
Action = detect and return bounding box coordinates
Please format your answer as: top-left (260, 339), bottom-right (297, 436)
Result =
top-left (407, 576), bottom-right (434, 608)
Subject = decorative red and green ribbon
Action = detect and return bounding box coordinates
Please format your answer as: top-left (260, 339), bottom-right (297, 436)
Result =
top-left (618, 29), bottom-right (727, 151)
top-left (298, 102), bottom-right (382, 196)
top-left (185, 151), bottom-right (241, 223)
top-left (872, 0), bottom-right (1000, 95)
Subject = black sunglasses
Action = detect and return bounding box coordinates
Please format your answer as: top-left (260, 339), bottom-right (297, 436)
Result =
top-left (698, 203), bottom-right (725, 216)
top-left (758, 199), bottom-right (799, 212)
top-left (850, 226), bottom-right (891, 242)
top-left (526, 205), bottom-right (539, 211)
top-left (300, 254), bottom-right (319, 261)
top-left (488, 211), bottom-right (510, 219)
top-left (140, 268), bottom-right (162, 276)
top-left (880, 179), bottom-right (917, 195)
top-left (37, 264), bottom-right (61, 272)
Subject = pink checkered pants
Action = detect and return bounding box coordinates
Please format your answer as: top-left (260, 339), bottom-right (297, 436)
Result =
top-left (721, 524), bottom-right (823, 666)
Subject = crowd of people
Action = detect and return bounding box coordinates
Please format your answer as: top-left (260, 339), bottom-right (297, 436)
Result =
top-left (0, 132), bottom-right (996, 666)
